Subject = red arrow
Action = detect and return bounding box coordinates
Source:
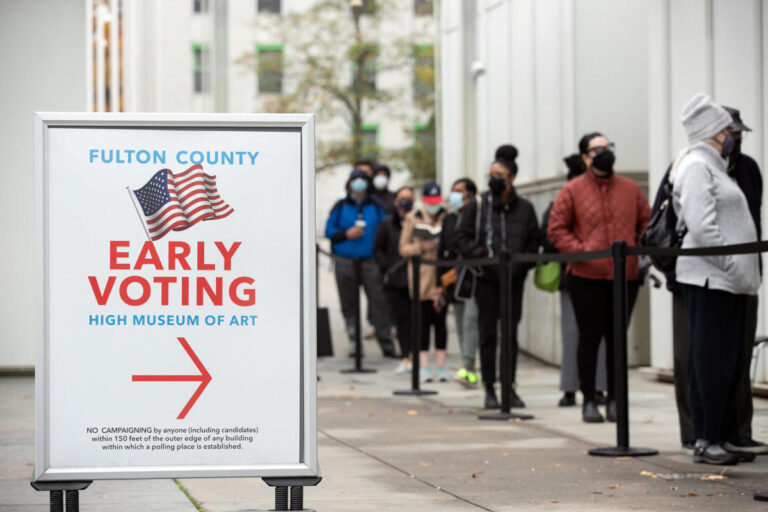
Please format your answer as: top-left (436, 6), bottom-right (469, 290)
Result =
top-left (132, 337), bottom-right (212, 419)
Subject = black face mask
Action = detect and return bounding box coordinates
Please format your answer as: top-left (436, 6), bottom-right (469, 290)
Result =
top-left (396, 199), bottom-right (413, 214)
top-left (488, 177), bottom-right (507, 196)
top-left (592, 151), bottom-right (616, 176)
top-left (728, 139), bottom-right (742, 174)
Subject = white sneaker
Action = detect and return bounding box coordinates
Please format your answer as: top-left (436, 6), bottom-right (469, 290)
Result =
top-left (393, 360), bottom-right (411, 374)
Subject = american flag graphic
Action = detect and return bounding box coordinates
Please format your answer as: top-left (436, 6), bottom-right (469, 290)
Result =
top-left (129, 165), bottom-right (234, 241)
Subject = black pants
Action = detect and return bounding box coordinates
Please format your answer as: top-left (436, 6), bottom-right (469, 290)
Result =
top-left (420, 301), bottom-right (447, 351)
top-left (682, 284), bottom-right (747, 443)
top-left (672, 292), bottom-right (694, 445)
top-left (385, 287), bottom-right (411, 358)
top-left (568, 276), bottom-right (639, 401)
top-left (475, 277), bottom-right (524, 389)
top-left (737, 295), bottom-right (758, 440)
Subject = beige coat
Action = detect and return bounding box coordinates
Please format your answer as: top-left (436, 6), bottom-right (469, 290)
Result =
top-left (399, 207), bottom-right (445, 301)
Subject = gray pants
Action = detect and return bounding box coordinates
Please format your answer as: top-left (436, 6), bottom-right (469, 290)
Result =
top-left (453, 297), bottom-right (480, 371)
top-left (560, 290), bottom-right (607, 393)
top-left (333, 257), bottom-right (391, 350)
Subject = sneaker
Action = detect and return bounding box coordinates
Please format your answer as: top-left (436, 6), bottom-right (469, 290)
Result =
top-left (724, 439), bottom-right (768, 455)
top-left (509, 388), bottom-right (526, 408)
top-left (466, 371), bottom-right (479, 387)
top-left (393, 360), bottom-right (411, 374)
top-left (681, 442), bottom-right (695, 456)
top-left (558, 392), bottom-right (576, 407)
top-left (435, 366), bottom-right (449, 382)
top-left (693, 441), bottom-right (739, 466)
top-left (378, 338), bottom-right (398, 358)
top-left (454, 368), bottom-right (478, 388)
top-left (723, 446), bottom-right (757, 463)
top-left (595, 392), bottom-right (607, 406)
top-left (420, 367), bottom-right (433, 383)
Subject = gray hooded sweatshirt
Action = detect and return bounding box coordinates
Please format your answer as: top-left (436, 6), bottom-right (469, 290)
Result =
top-left (673, 141), bottom-right (760, 295)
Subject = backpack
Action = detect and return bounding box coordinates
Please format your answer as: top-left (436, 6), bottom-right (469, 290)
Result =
top-left (641, 178), bottom-right (685, 273)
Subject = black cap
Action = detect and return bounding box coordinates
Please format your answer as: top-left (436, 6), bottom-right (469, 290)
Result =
top-left (723, 106), bottom-right (752, 133)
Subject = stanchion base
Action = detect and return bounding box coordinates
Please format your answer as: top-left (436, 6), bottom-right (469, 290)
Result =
top-left (588, 446), bottom-right (658, 457)
top-left (754, 491), bottom-right (768, 502)
top-left (231, 510), bottom-right (315, 512)
top-left (478, 411), bottom-right (534, 421)
top-left (340, 368), bottom-right (377, 374)
top-left (393, 389), bottom-right (438, 396)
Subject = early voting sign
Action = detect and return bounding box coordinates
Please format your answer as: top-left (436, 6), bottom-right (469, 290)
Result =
top-left (33, 113), bottom-right (317, 481)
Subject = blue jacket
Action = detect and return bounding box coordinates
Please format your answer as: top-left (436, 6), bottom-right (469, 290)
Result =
top-left (325, 195), bottom-right (387, 259)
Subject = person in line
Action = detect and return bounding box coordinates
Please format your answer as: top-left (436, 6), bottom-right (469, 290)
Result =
top-left (353, 159), bottom-right (375, 177)
top-left (651, 106), bottom-right (767, 457)
top-left (722, 106), bottom-right (766, 456)
top-left (371, 163), bottom-right (396, 214)
top-left (439, 178), bottom-right (480, 387)
top-left (541, 155), bottom-right (608, 407)
top-left (324, 168), bottom-right (397, 359)
top-left (454, 149), bottom-right (540, 409)
top-left (548, 133), bottom-right (650, 424)
top-left (374, 186), bottom-right (415, 373)
top-left (673, 93), bottom-right (760, 465)
top-left (400, 181), bottom-right (449, 382)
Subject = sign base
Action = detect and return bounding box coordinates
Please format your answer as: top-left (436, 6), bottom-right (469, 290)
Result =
top-left (588, 446), bottom-right (659, 457)
top-left (30, 481), bottom-right (92, 512)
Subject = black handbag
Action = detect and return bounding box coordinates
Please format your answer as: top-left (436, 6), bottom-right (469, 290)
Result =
top-left (641, 180), bottom-right (685, 273)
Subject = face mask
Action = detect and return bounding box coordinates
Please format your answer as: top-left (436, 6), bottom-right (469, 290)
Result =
top-left (424, 203), bottom-right (442, 215)
top-left (396, 199), bottom-right (413, 213)
top-left (488, 176), bottom-right (507, 195)
top-left (449, 191), bottom-right (464, 209)
top-left (350, 178), bottom-right (368, 193)
top-left (373, 175), bottom-right (389, 191)
top-left (592, 151), bottom-right (616, 176)
top-left (720, 133), bottom-right (735, 159)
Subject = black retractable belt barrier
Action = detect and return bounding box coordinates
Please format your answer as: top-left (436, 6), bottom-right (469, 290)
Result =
top-left (479, 250), bottom-right (533, 421)
top-left (30, 481), bottom-right (91, 512)
top-left (340, 258), bottom-right (376, 374)
top-left (588, 241), bottom-right (657, 457)
top-left (394, 255), bottom-right (437, 396)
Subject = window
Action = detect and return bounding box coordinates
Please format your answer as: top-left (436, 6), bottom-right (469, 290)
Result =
top-left (413, 45), bottom-right (434, 98)
top-left (192, 43), bottom-right (210, 94)
top-left (257, 44), bottom-right (284, 94)
top-left (414, 0), bottom-right (433, 16)
top-left (193, 0), bottom-right (209, 14)
top-left (361, 124), bottom-right (379, 159)
top-left (257, 0), bottom-right (280, 14)
top-left (351, 44), bottom-right (378, 91)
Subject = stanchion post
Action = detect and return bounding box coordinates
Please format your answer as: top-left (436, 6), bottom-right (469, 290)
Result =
top-left (588, 241), bottom-right (657, 457)
top-left (394, 255), bottom-right (436, 396)
top-left (30, 481), bottom-right (91, 512)
top-left (479, 250), bottom-right (532, 421)
top-left (341, 259), bottom-right (376, 374)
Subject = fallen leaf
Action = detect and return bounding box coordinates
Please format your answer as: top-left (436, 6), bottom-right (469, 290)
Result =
top-left (551, 501), bottom-right (559, 504)
top-left (687, 493), bottom-right (698, 497)
top-left (554, 463), bottom-right (562, 468)
top-left (406, 410), bottom-right (419, 416)
top-left (502, 452), bottom-right (509, 457)
top-left (640, 471), bottom-right (658, 479)
top-left (701, 474), bottom-right (727, 481)
top-left (715, 493), bottom-right (725, 497)
top-left (606, 483), bottom-right (622, 489)
top-left (349, 386), bottom-right (355, 390)
top-left (615, 456), bottom-right (631, 460)
top-left (471, 473), bottom-right (477, 478)
top-left (419, 462), bottom-right (431, 467)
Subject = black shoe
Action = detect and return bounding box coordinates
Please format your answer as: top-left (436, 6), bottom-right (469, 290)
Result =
top-left (582, 401), bottom-right (604, 423)
top-left (378, 339), bottom-right (398, 358)
top-left (484, 389), bottom-right (499, 409)
top-left (724, 438), bottom-right (768, 455)
top-left (693, 441), bottom-right (740, 466)
top-left (595, 392), bottom-right (607, 406)
top-left (606, 400), bottom-right (617, 422)
top-left (509, 388), bottom-right (526, 408)
top-left (723, 445), bottom-right (757, 463)
top-left (558, 392), bottom-right (576, 407)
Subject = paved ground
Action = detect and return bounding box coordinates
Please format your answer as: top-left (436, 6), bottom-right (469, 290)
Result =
top-left (3, 264), bottom-right (768, 511)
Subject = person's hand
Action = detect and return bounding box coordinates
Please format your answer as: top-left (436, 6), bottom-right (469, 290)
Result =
top-left (432, 287), bottom-right (444, 301)
top-left (421, 238), bottom-right (439, 251)
top-left (346, 226), bottom-right (364, 240)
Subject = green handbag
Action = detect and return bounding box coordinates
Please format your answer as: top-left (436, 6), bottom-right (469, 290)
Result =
top-left (534, 261), bottom-right (561, 293)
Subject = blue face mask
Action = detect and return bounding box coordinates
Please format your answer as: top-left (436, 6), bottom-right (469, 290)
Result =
top-left (424, 203), bottom-right (442, 215)
top-left (350, 178), bottom-right (368, 193)
top-left (449, 191), bottom-right (464, 209)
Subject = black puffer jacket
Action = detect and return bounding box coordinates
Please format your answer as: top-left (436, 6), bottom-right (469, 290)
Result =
top-left (373, 213), bottom-right (408, 289)
top-left (453, 190), bottom-right (541, 282)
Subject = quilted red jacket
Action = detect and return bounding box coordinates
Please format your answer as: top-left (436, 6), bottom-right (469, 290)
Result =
top-left (547, 171), bottom-right (651, 280)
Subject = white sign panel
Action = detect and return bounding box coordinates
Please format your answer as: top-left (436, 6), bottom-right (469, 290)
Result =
top-left (34, 113), bottom-right (317, 481)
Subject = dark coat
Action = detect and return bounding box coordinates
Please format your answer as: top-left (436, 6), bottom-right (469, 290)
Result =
top-left (373, 213), bottom-right (408, 289)
top-left (453, 189), bottom-right (541, 282)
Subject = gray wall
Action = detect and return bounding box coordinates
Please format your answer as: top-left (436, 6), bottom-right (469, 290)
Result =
top-left (0, 0), bottom-right (87, 368)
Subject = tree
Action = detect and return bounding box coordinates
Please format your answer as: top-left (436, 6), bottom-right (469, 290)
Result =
top-left (238, 0), bottom-right (435, 178)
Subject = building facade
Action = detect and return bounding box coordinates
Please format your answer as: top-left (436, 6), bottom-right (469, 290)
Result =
top-left (437, 0), bottom-right (768, 381)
